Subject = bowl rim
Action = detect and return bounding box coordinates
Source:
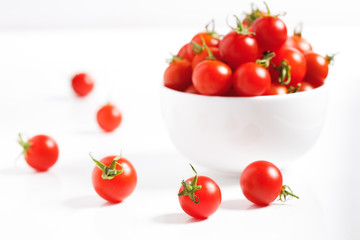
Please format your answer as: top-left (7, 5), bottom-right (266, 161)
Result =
top-left (161, 82), bottom-right (327, 100)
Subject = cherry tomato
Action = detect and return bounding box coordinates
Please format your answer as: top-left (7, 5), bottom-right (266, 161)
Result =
top-left (192, 47), bottom-right (220, 70)
top-left (192, 60), bottom-right (232, 96)
top-left (90, 154), bottom-right (137, 203)
top-left (233, 62), bottom-right (271, 96)
top-left (164, 59), bottom-right (192, 91)
top-left (192, 32), bottom-right (220, 48)
top-left (177, 43), bottom-right (197, 62)
top-left (18, 134), bottom-right (59, 171)
top-left (178, 164), bottom-right (221, 219)
top-left (251, 16), bottom-right (287, 51)
top-left (240, 160), bottom-right (299, 206)
top-left (264, 83), bottom-right (288, 95)
top-left (184, 85), bottom-right (199, 94)
top-left (299, 81), bottom-right (314, 91)
top-left (284, 35), bottom-right (312, 54)
top-left (270, 47), bottom-right (307, 87)
top-left (71, 73), bottom-right (94, 97)
top-left (302, 52), bottom-right (330, 88)
top-left (219, 31), bottom-right (259, 70)
top-left (97, 103), bottom-right (122, 132)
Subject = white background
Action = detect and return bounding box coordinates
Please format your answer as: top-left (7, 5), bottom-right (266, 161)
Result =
top-left (0, 0), bottom-right (359, 239)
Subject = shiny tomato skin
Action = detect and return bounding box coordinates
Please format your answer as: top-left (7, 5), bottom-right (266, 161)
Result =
top-left (233, 62), bottom-right (271, 96)
top-left (240, 161), bottom-right (283, 206)
top-left (299, 81), bottom-right (314, 91)
top-left (270, 47), bottom-right (307, 87)
top-left (219, 31), bottom-right (259, 70)
top-left (71, 73), bottom-right (94, 97)
top-left (164, 59), bottom-right (192, 91)
top-left (192, 60), bottom-right (232, 96)
top-left (192, 32), bottom-right (220, 48)
top-left (191, 47), bottom-right (220, 70)
top-left (251, 16), bottom-right (287, 52)
top-left (97, 104), bottom-right (122, 132)
top-left (178, 176), bottom-right (221, 219)
top-left (92, 156), bottom-right (137, 203)
top-left (264, 83), bottom-right (288, 95)
top-left (25, 135), bottom-right (59, 171)
top-left (303, 52), bottom-right (329, 87)
top-left (284, 35), bottom-right (312, 54)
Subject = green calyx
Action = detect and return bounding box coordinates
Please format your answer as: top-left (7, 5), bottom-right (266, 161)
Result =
top-left (273, 59), bottom-right (291, 85)
top-left (288, 83), bottom-right (301, 94)
top-left (231, 15), bottom-right (255, 36)
top-left (279, 185), bottom-right (299, 202)
top-left (178, 164), bottom-right (202, 204)
top-left (243, 3), bottom-right (264, 26)
top-left (18, 133), bottom-right (31, 155)
top-left (325, 53), bottom-right (337, 65)
top-left (263, 1), bottom-right (285, 18)
top-left (256, 52), bottom-right (275, 68)
top-left (90, 153), bottom-right (123, 180)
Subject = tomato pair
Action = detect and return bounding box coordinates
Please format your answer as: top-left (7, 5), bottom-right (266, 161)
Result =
top-left (71, 73), bottom-right (123, 132)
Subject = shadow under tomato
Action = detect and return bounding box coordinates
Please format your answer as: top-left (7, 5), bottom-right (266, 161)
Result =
top-left (221, 199), bottom-right (267, 211)
top-left (152, 212), bottom-right (205, 224)
top-left (64, 195), bottom-right (118, 209)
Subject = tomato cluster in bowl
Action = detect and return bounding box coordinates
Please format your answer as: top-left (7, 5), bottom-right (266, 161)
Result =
top-left (164, 4), bottom-right (333, 97)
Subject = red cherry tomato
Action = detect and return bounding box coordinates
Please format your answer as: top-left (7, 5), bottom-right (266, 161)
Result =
top-left (71, 73), bottom-right (94, 97)
top-left (219, 31), bottom-right (259, 70)
top-left (91, 154), bottom-right (137, 203)
top-left (192, 60), bottom-right (232, 96)
top-left (18, 134), bottom-right (59, 171)
top-left (299, 81), bottom-right (314, 91)
top-left (233, 62), bottom-right (271, 96)
top-left (240, 160), bottom-right (298, 206)
top-left (264, 83), bottom-right (288, 95)
top-left (192, 32), bottom-right (220, 48)
top-left (192, 47), bottom-right (220, 70)
top-left (184, 85), bottom-right (199, 94)
top-left (164, 59), bottom-right (192, 91)
top-left (284, 35), bottom-right (312, 54)
top-left (270, 47), bottom-right (307, 87)
top-left (303, 52), bottom-right (330, 88)
top-left (251, 16), bottom-right (287, 51)
top-left (177, 43), bottom-right (197, 62)
top-left (97, 104), bottom-right (122, 132)
top-left (178, 164), bottom-right (221, 219)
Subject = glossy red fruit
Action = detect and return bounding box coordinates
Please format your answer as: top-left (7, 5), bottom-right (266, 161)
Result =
top-left (97, 104), bottom-right (122, 132)
top-left (192, 60), bottom-right (232, 96)
top-left (164, 59), bottom-right (192, 91)
top-left (219, 31), bottom-right (259, 70)
top-left (71, 73), bottom-right (94, 97)
top-left (91, 154), bottom-right (137, 203)
top-left (178, 165), bottom-right (221, 219)
top-left (270, 47), bottom-right (307, 87)
top-left (240, 161), bottom-right (299, 206)
top-left (303, 52), bottom-right (330, 87)
top-left (233, 62), bottom-right (271, 96)
top-left (251, 16), bottom-right (287, 51)
top-left (18, 134), bottom-right (59, 171)
top-left (264, 83), bottom-right (288, 95)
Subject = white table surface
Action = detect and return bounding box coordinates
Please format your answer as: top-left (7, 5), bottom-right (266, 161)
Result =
top-left (0, 26), bottom-right (359, 240)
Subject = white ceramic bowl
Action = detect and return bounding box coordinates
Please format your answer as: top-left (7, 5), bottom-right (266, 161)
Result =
top-left (160, 84), bottom-right (328, 173)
